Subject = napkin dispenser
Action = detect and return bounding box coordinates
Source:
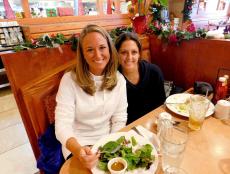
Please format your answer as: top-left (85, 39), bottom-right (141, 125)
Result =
top-left (194, 81), bottom-right (213, 95)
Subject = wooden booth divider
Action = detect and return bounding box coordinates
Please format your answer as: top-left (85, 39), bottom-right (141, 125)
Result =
top-left (149, 35), bottom-right (230, 90)
top-left (1, 45), bottom-right (76, 159)
top-left (21, 14), bottom-right (131, 40)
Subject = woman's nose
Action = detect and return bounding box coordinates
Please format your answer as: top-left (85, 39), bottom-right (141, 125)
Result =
top-left (126, 52), bottom-right (132, 60)
top-left (94, 49), bottom-right (101, 58)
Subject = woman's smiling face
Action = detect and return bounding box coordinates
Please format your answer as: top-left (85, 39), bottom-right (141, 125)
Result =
top-left (118, 39), bottom-right (140, 71)
top-left (82, 32), bottom-right (110, 75)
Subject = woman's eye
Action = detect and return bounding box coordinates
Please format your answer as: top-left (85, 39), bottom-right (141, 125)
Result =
top-left (86, 48), bottom-right (93, 52)
top-left (120, 51), bottom-right (127, 55)
top-left (100, 46), bottom-right (106, 50)
top-left (132, 51), bottom-right (138, 55)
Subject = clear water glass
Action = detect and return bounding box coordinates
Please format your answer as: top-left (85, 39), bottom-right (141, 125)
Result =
top-left (161, 125), bottom-right (188, 171)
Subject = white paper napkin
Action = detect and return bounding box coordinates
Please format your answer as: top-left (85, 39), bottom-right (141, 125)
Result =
top-left (130, 125), bottom-right (160, 152)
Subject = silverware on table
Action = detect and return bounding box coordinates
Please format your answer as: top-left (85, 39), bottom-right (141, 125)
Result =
top-left (131, 126), bottom-right (160, 152)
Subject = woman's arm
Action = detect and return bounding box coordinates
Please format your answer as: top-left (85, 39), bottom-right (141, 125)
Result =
top-left (55, 72), bottom-right (99, 169)
top-left (66, 137), bottom-right (99, 169)
top-left (55, 73), bottom-right (76, 150)
top-left (110, 73), bottom-right (128, 132)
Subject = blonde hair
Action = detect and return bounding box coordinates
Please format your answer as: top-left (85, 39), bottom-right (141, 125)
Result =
top-left (72, 24), bottom-right (118, 95)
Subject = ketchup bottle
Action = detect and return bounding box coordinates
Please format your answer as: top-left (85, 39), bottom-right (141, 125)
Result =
top-left (213, 77), bottom-right (228, 104)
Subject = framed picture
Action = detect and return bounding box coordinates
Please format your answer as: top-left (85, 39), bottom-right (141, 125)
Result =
top-left (46, 8), bottom-right (57, 17)
top-left (57, 7), bottom-right (74, 16)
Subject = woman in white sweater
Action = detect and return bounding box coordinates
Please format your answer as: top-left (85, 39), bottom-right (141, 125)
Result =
top-left (55, 24), bottom-right (128, 169)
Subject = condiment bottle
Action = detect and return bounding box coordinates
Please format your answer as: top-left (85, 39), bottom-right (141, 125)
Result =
top-left (213, 77), bottom-right (228, 104)
top-left (224, 74), bottom-right (229, 96)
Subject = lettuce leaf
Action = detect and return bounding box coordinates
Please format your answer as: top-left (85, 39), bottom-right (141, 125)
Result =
top-left (97, 136), bottom-right (155, 171)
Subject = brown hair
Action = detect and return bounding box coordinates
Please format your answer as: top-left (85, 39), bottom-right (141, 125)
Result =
top-left (115, 32), bottom-right (142, 53)
top-left (72, 24), bottom-right (118, 95)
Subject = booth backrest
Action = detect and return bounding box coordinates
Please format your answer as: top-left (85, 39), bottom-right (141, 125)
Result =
top-left (1, 45), bottom-right (76, 159)
top-left (19, 60), bottom-right (76, 158)
top-left (22, 15), bottom-right (130, 39)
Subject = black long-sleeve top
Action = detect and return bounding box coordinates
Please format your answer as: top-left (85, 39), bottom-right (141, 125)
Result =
top-left (121, 60), bottom-right (166, 124)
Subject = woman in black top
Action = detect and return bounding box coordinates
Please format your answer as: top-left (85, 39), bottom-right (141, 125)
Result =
top-left (115, 32), bottom-right (166, 124)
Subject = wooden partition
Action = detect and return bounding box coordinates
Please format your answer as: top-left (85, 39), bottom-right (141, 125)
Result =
top-left (139, 34), bottom-right (151, 62)
top-left (149, 35), bottom-right (230, 90)
top-left (20, 60), bottom-right (76, 159)
top-left (1, 45), bottom-right (76, 159)
top-left (21, 14), bottom-right (130, 39)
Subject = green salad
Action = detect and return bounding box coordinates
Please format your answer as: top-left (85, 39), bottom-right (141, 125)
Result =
top-left (97, 136), bottom-right (155, 172)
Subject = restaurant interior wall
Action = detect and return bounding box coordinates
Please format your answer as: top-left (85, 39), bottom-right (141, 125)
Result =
top-left (149, 36), bottom-right (230, 91)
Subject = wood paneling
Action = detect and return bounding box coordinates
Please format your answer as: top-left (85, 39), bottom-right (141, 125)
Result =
top-left (139, 34), bottom-right (151, 62)
top-left (21, 14), bottom-right (131, 40)
top-left (149, 35), bottom-right (230, 90)
top-left (1, 45), bottom-right (76, 159)
top-left (20, 59), bottom-right (76, 141)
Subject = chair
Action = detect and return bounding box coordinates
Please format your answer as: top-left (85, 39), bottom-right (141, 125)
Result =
top-left (1, 45), bottom-right (76, 160)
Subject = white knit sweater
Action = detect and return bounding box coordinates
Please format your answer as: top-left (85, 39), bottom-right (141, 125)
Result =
top-left (55, 71), bottom-right (128, 159)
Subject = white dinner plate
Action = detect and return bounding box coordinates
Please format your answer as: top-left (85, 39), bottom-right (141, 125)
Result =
top-left (91, 131), bottom-right (159, 174)
top-left (165, 93), bottom-right (215, 117)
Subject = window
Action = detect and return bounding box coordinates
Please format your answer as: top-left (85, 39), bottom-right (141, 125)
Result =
top-left (192, 0), bottom-right (230, 15)
top-left (0, 0), bottom-right (23, 19)
top-left (0, 0), bottom-right (130, 20)
top-left (120, 0), bottom-right (130, 14)
top-left (29, 0), bottom-right (74, 17)
top-left (83, 0), bottom-right (97, 15)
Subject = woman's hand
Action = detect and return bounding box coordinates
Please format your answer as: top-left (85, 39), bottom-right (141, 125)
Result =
top-left (66, 137), bottom-right (100, 169)
top-left (78, 146), bottom-right (100, 169)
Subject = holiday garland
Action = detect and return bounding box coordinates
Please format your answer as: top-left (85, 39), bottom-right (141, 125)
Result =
top-left (149, 2), bottom-right (164, 23)
top-left (14, 33), bottom-right (79, 52)
top-left (182, 0), bottom-right (193, 22)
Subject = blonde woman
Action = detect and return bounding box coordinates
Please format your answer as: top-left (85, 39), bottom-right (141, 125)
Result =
top-left (55, 24), bottom-right (128, 169)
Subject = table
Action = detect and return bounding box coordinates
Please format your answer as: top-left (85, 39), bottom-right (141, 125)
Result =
top-left (60, 102), bottom-right (230, 174)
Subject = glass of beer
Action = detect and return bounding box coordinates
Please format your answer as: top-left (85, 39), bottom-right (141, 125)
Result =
top-left (188, 95), bottom-right (210, 130)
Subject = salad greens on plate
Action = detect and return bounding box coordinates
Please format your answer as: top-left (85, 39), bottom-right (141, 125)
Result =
top-left (97, 136), bottom-right (155, 172)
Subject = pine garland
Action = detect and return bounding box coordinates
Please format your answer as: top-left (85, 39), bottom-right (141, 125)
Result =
top-left (182, 0), bottom-right (193, 22)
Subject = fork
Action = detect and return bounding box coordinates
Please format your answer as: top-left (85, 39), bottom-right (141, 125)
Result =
top-left (131, 126), bottom-right (160, 153)
top-left (131, 126), bottom-right (144, 137)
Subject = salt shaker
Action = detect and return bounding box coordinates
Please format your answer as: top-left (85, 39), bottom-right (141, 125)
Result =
top-left (157, 112), bottom-right (172, 141)
top-left (215, 100), bottom-right (230, 120)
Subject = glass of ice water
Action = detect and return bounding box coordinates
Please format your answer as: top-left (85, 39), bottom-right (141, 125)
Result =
top-left (161, 125), bottom-right (188, 171)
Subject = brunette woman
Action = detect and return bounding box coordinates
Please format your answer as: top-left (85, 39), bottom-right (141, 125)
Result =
top-left (115, 32), bottom-right (165, 124)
